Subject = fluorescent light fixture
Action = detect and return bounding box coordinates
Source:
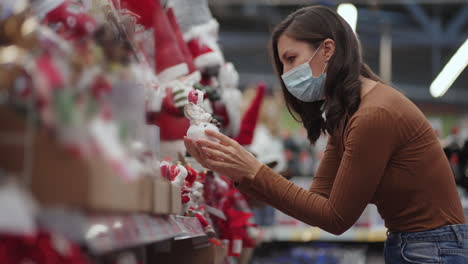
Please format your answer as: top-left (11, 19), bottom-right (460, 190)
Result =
top-left (337, 3), bottom-right (358, 33)
top-left (430, 39), bottom-right (468, 98)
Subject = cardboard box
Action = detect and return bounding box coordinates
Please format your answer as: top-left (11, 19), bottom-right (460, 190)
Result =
top-left (148, 237), bottom-right (227, 264)
top-left (152, 177), bottom-right (171, 214)
top-left (239, 248), bottom-right (254, 264)
top-left (170, 184), bottom-right (182, 215)
top-left (0, 108), bottom-right (152, 212)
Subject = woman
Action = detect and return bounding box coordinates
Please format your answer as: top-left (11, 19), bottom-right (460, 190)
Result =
top-left (184, 6), bottom-right (468, 263)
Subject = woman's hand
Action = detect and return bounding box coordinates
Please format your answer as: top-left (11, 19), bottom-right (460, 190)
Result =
top-left (183, 130), bottom-right (263, 183)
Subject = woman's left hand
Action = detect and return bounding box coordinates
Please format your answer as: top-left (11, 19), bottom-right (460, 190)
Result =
top-left (183, 130), bottom-right (263, 183)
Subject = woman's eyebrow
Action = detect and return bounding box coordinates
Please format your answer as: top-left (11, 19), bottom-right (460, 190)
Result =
top-left (281, 49), bottom-right (292, 61)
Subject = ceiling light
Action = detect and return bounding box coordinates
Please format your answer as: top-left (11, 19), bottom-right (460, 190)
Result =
top-left (337, 3), bottom-right (358, 33)
top-left (430, 39), bottom-right (468, 98)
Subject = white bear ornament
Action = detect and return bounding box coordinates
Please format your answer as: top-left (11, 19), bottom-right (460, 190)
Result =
top-left (184, 89), bottom-right (220, 142)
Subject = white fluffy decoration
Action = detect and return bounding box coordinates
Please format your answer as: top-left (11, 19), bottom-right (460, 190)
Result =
top-left (0, 180), bottom-right (38, 235)
top-left (219, 63), bottom-right (242, 136)
top-left (249, 125), bottom-right (287, 173)
top-left (186, 121), bottom-right (219, 141)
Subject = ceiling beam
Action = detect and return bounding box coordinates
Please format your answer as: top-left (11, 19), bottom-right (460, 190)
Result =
top-left (446, 3), bottom-right (468, 37)
top-left (403, 1), bottom-right (437, 35)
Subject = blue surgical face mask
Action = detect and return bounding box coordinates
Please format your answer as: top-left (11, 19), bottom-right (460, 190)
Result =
top-left (281, 44), bottom-right (327, 102)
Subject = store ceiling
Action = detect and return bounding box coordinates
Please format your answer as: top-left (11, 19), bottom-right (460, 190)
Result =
top-left (209, 0), bottom-right (468, 5)
top-left (211, 1), bottom-right (468, 109)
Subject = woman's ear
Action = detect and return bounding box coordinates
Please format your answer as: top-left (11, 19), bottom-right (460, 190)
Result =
top-left (322, 38), bottom-right (335, 62)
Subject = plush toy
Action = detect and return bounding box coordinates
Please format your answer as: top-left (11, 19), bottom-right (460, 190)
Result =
top-left (168, 0), bottom-right (224, 72)
top-left (184, 89), bottom-right (220, 141)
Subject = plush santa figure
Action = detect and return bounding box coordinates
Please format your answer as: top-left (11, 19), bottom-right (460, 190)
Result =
top-left (213, 183), bottom-right (256, 257)
top-left (168, 0), bottom-right (224, 72)
top-left (140, 0), bottom-right (193, 160)
top-left (166, 7), bottom-right (199, 80)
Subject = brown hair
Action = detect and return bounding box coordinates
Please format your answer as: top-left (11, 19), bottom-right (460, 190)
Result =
top-left (271, 6), bottom-right (381, 144)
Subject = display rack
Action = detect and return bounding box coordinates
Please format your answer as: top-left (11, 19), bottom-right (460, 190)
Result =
top-left (38, 209), bottom-right (205, 255)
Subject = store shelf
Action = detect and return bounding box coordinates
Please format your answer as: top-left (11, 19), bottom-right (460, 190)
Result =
top-left (261, 225), bottom-right (387, 243)
top-left (38, 209), bottom-right (205, 255)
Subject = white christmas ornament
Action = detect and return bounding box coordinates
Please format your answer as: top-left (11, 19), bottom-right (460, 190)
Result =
top-left (173, 165), bottom-right (188, 187)
top-left (191, 181), bottom-right (204, 203)
top-left (184, 89), bottom-right (220, 141)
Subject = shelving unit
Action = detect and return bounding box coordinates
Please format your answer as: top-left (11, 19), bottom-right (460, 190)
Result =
top-left (38, 210), bottom-right (206, 255)
top-left (0, 0), bottom-right (250, 263)
top-left (262, 225), bottom-right (387, 243)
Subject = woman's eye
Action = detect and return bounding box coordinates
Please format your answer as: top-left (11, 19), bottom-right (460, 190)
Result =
top-left (287, 57), bottom-right (295, 63)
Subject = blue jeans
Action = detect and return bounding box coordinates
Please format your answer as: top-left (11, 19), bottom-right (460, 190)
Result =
top-left (385, 224), bottom-right (468, 264)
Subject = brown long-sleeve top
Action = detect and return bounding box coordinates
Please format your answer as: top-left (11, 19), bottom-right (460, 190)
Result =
top-left (238, 83), bottom-right (465, 235)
